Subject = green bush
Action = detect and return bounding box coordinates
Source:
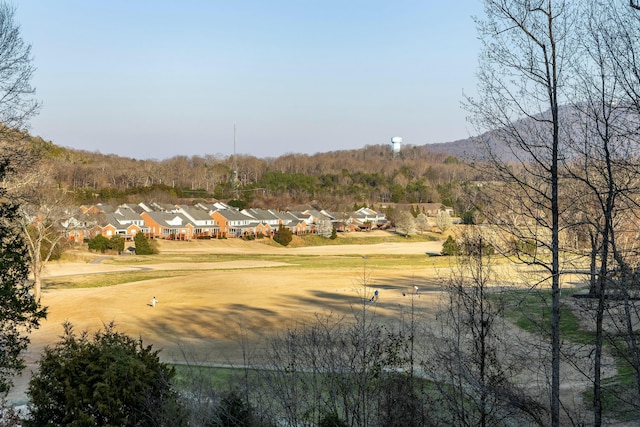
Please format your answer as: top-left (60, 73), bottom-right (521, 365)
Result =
top-left (273, 225), bottom-right (293, 246)
top-left (109, 235), bottom-right (125, 252)
top-left (134, 233), bottom-right (159, 255)
top-left (441, 235), bottom-right (459, 256)
top-left (319, 411), bottom-right (348, 427)
top-left (330, 226), bottom-right (337, 240)
top-left (26, 322), bottom-right (186, 427)
top-left (214, 390), bottom-right (253, 426)
top-left (87, 234), bottom-right (126, 253)
top-left (87, 234), bottom-right (110, 253)
top-left (462, 239), bottom-right (495, 256)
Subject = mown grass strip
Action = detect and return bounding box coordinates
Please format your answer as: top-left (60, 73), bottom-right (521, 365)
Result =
top-left (44, 270), bottom-right (192, 289)
top-left (45, 253), bottom-right (451, 290)
top-left (106, 252), bottom-right (455, 269)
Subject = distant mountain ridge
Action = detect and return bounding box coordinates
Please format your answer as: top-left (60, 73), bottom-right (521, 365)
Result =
top-left (424, 137), bottom-right (485, 161)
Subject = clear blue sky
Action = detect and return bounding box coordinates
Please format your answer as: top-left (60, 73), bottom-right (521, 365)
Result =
top-left (16, 1), bottom-right (484, 160)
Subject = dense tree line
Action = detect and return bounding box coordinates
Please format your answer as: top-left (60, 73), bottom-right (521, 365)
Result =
top-left (31, 137), bottom-right (482, 214)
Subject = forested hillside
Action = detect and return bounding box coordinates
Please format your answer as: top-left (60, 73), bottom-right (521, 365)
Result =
top-left (31, 136), bottom-right (485, 216)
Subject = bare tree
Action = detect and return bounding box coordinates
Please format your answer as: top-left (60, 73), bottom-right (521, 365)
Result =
top-left (395, 210), bottom-right (416, 237)
top-left (16, 183), bottom-right (69, 301)
top-left (316, 218), bottom-right (333, 238)
top-left (570, 3), bottom-right (640, 422)
top-left (415, 212), bottom-right (430, 234)
top-left (426, 229), bottom-right (546, 427)
top-left (562, 4), bottom-right (640, 423)
top-left (466, 2), bottom-right (578, 425)
top-left (0, 3), bottom-right (39, 139)
top-left (435, 210), bottom-right (453, 233)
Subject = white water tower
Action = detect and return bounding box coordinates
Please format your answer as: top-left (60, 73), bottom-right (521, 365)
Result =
top-left (391, 136), bottom-right (403, 158)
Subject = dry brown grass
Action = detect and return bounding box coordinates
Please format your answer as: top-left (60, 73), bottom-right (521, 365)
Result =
top-left (23, 233), bottom-right (446, 369)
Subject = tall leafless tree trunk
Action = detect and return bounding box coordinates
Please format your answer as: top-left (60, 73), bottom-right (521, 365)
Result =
top-left (564, 3), bottom-right (640, 423)
top-left (466, 2), bottom-right (574, 425)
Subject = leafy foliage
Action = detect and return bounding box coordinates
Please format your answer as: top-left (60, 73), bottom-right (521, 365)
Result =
top-left (89, 234), bottom-right (124, 253)
top-left (109, 235), bottom-right (124, 252)
top-left (441, 235), bottom-right (459, 256)
top-left (211, 389), bottom-right (275, 427)
top-left (460, 208), bottom-right (482, 225)
top-left (0, 159), bottom-right (47, 396)
top-left (461, 237), bottom-right (495, 256)
top-left (228, 199), bottom-right (248, 210)
top-left (87, 234), bottom-right (111, 253)
top-left (273, 225), bottom-right (293, 246)
top-left (318, 412), bottom-right (348, 427)
top-left (443, 155), bottom-right (460, 164)
top-left (134, 232), bottom-right (159, 255)
top-left (513, 238), bottom-right (536, 257)
top-left (26, 322), bottom-right (186, 427)
top-left (39, 139), bottom-right (471, 210)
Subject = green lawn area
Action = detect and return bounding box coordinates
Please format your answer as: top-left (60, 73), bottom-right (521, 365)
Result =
top-left (44, 270), bottom-right (193, 289)
top-left (44, 252), bottom-right (455, 290)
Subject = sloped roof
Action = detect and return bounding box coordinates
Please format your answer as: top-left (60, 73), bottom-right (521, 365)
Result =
top-left (95, 203), bottom-right (114, 214)
top-left (119, 203), bottom-right (144, 214)
top-left (289, 211), bottom-right (312, 221)
top-left (179, 205), bottom-right (214, 222)
top-left (144, 211), bottom-right (194, 228)
top-left (270, 210), bottom-right (298, 223)
top-left (114, 207), bottom-right (142, 222)
top-left (214, 208), bottom-right (254, 221)
top-left (243, 208), bottom-right (280, 222)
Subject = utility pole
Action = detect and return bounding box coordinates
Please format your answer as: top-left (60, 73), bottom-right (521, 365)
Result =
top-left (232, 123), bottom-right (239, 199)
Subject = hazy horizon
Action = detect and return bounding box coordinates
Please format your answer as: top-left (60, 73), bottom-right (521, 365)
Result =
top-left (18, 1), bottom-right (483, 160)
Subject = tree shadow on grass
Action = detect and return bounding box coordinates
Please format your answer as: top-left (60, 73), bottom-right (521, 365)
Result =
top-left (134, 273), bottom-right (447, 363)
top-left (137, 304), bottom-right (280, 343)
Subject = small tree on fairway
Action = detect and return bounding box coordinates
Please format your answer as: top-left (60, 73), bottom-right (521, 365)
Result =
top-left (435, 210), bottom-right (452, 233)
top-left (415, 212), bottom-right (430, 234)
top-left (441, 235), bottom-right (459, 256)
top-left (317, 218), bottom-right (333, 238)
top-left (395, 211), bottom-right (416, 237)
top-left (26, 322), bottom-right (186, 427)
top-left (273, 225), bottom-right (293, 246)
top-left (134, 232), bottom-right (158, 255)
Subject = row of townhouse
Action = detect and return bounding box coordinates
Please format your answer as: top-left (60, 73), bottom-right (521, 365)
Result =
top-left (64, 202), bottom-right (391, 243)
